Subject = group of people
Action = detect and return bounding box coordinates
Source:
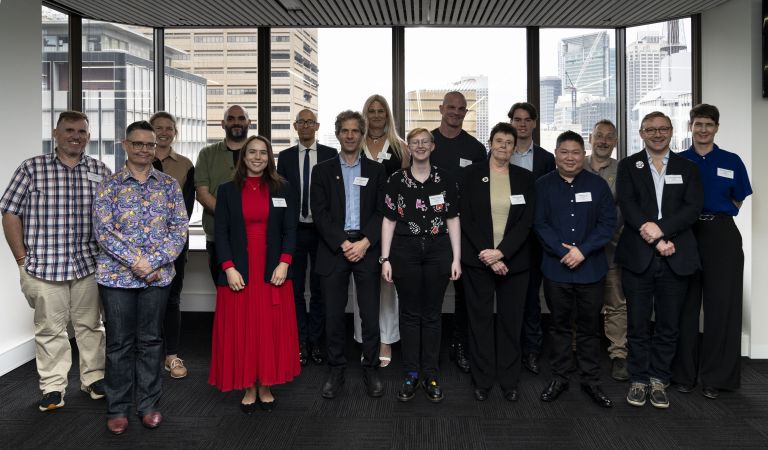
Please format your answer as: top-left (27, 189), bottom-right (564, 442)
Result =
top-left (1, 92), bottom-right (751, 434)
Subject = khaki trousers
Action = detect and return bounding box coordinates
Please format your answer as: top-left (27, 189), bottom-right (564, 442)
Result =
top-left (603, 265), bottom-right (628, 359)
top-left (19, 268), bottom-right (105, 394)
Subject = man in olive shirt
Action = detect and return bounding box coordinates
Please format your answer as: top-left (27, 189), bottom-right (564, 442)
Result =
top-left (194, 105), bottom-right (252, 284)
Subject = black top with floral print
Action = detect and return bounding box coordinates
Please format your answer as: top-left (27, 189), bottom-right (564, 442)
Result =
top-left (383, 165), bottom-right (458, 237)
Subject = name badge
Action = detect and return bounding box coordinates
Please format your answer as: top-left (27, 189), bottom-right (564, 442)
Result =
top-left (717, 167), bottom-right (734, 179)
top-left (459, 158), bottom-right (472, 168)
top-left (353, 176), bottom-right (369, 186)
top-left (575, 192), bottom-right (592, 203)
top-left (510, 194), bottom-right (526, 205)
top-left (378, 152), bottom-right (392, 161)
top-left (664, 174), bottom-right (683, 184)
top-left (87, 172), bottom-right (103, 183)
top-left (272, 198), bottom-right (287, 207)
top-left (429, 194), bottom-right (445, 206)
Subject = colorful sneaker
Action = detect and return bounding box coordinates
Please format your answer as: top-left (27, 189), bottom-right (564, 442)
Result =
top-left (81, 379), bottom-right (106, 400)
top-left (38, 391), bottom-right (64, 411)
top-left (423, 377), bottom-right (444, 403)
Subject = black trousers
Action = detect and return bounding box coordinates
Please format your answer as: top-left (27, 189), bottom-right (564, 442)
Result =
top-left (206, 240), bottom-right (222, 286)
top-left (451, 279), bottom-right (468, 345)
top-left (624, 257), bottom-right (688, 385)
top-left (464, 266), bottom-right (528, 390)
top-left (163, 243), bottom-right (188, 356)
top-left (521, 238), bottom-right (544, 355)
top-left (544, 277), bottom-right (605, 386)
top-left (293, 224), bottom-right (324, 345)
top-left (392, 234), bottom-right (451, 378)
top-left (321, 258), bottom-right (380, 369)
top-left (673, 216), bottom-right (743, 390)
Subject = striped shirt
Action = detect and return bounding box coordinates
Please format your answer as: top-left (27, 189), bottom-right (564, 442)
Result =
top-left (0, 152), bottom-right (111, 281)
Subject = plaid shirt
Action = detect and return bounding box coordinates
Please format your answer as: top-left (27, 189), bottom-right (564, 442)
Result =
top-left (0, 153), bottom-right (111, 281)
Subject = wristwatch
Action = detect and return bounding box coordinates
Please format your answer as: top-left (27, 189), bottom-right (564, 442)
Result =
top-left (378, 256), bottom-right (389, 264)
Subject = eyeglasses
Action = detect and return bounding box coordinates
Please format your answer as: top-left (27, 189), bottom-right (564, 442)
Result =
top-left (641, 127), bottom-right (672, 135)
top-left (295, 120), bottom-right (317, 127)
top-left (408, 139), bottom-right (432, 147)
top-left (127, 140), bottom-right (157, 150)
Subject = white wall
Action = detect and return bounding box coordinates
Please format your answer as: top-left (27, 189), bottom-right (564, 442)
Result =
top-left (700, 0), bottom-right (767, 357)
top-left (0, 0), bottom-right (42, 375)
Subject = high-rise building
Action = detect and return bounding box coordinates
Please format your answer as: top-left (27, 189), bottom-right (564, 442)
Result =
top-left (540, 76), bottom-right (562, 126)
top-left (559, 31), bottom-right (611, 99)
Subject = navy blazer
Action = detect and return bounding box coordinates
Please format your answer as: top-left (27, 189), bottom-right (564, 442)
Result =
top-left (615, 150), bottom-right (703, 276)
top-left (310, 155), bottom-right (386, 276)
top-left (532, 144), bottom-right (556, 181)
top-left (214, 179), bottom-right (298, 286)
top-left (276, 143), bottom-right (338, 210)
top-left (459, 161), bottom-right (535, 273)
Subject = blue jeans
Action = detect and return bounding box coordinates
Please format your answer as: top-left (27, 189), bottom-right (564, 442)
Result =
top-left (100, 285), bottom-right (169, 418)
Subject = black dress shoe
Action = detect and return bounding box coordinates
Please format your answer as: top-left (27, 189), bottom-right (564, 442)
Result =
top-left (299, 343), bottom-right (309, 367)
top-left (363, 367), bottom-right (384, 398)
top-left (321, 369), bottom-right (344, 399)
top-left (523, 353), bottom-right (540, 375)
top-left (473, 388), bottom-right (489, 401)
top-left (239, 401), bottom-right (257, 414)
top-left (259, 397), bottom-right (277, 412)
top-left (702, 386), bottom-right (719, 399)
top-left (675, 383), bottom-right (696, 393)
top-left (581, 384), bottom-right (613, 408)
top-left (449, 343), bottom-right (471, 373)
top-left (310, 343), bottom-right (326, 365)
top-left (397, 374), bottom-right (419, 402)
top-left (540, 380), bottom-right (569, 402)
top-left (423, 377), bottom-right (444, 403)
top-left (502, 388), bottom-right (519, 402)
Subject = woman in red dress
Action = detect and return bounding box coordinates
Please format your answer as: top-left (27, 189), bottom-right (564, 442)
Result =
top-left (208, 135), bottom-right (300, 412)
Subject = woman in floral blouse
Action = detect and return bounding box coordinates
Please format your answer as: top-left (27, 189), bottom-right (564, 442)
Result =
top-left (380, 127), bottom-right (461, 404)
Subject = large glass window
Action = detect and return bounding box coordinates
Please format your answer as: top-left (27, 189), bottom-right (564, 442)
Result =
top-left (540, 29), bottom-right (617, 153)
top-left (42, 6), bottom-right (69, 154)
top-left (405, 28), bottom-right (526, 147)
top-left (626, 18), bottom-right (692, 155)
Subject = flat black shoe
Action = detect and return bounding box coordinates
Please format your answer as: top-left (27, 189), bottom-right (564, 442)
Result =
top-left (581, 384), bottom-right (613, 408)
top-left (321, 369), bottom-right (344, 399)
top-left (540, 380), bottom-right (568, 402)
top-left (397, 374), bottom-right (419, 402)
top-left (310, 343), bottom-right (326, 365)
top-left (423, 377), bottom-right (444, 403)
top-left (473, 388), bottom-right (488, 401)
top-left (523, 353), bottom-right (540, 375)
top-left (239, 401), bottom-right (257, 414)
top-left (299, 344), bottom-right (309, 367)
top-left (259, 398), bottom-right (277, 412)
top-left (502, 389), bottom-right (519, 402)
top-left (449, 343), bottom-right (471, 373)
top-left (675, 383), bottom-right (696, 393)
top-left (702, 386), bottom-right (719, 399)
top-left (363, 368), bottom-right (384, 398)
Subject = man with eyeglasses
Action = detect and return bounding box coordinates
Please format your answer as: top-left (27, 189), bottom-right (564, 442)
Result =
top-left (508, 102), bottom-right (555, 376)
top-left (195, 105), bottom-right (252, 284)
top-left (1, 111), bottom-right (110, 412)
top-left (615, 111), bottom-right (703, 409)
top-left (672, 104), bottom-right (752, 400)
top-left (277, 109), bottom-right (337, 367)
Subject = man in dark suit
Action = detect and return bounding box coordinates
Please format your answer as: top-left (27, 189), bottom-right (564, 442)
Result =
top-left (277, 109), bottom-right (337, 368)
top-left (508, 102), bottom-right (556, 375)
top-left (616, 111), bottom-right (703, 409)
top-left (310, 110), bottom-right (387, 399)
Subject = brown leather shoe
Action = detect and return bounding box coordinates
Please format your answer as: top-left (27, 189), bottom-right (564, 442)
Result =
top-left (107, 416), bottom-right (128, 435)
top-left (141, 411), bottom-right (163, 429)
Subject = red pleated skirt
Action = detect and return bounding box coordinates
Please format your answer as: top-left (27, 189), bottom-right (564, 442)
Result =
top-left (208, 231), bottom-right (300, 391)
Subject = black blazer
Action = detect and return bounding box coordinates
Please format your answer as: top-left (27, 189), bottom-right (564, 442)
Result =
top-left (615, 150), bottom-right (703, 276)
top-left (276, 143), bottom-right (338, 210)
top-left (310, 155), bottom-right (387, 276)
top-left (214, 179), bottom-right (298, 286)
top-left (459, 161), bottom-right (536, 273)
top-left (532, 144), bottom-right (556, 181)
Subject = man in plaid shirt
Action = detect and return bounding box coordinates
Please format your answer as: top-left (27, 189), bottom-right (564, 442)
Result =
top-left (0, 111), bottom-right (111, 412)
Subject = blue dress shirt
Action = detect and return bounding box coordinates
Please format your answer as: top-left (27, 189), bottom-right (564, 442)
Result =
top-left (679, 145), bottom-right (752, 216)
top-left (339, 153), bottom-right (362, 230)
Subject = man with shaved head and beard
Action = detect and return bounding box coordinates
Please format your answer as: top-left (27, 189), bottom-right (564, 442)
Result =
top-left (195, 105), bottom-right (252, 284)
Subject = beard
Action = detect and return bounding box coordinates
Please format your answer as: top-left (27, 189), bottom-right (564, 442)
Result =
top-left (225, 125), bottom-right (248, 142)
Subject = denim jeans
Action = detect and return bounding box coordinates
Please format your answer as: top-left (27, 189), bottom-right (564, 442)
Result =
top-left (100, 284), bottom-right (170, 418)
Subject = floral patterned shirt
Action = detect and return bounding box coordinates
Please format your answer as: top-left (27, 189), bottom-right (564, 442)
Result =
top-left (383, 165), bottom-right (458, 237)
top-left (93, 166), bottom-right (189, 288)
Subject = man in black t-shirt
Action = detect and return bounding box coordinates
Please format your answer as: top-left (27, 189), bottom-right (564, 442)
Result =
top-left (429, 91), bottom-right (487, 374)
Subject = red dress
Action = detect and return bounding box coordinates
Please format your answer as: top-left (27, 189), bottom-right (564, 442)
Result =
top-left (208, 177), bottom-right (300, 391)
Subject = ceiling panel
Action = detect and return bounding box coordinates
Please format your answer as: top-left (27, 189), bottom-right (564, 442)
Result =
top-left (47, 0), bottom-right (729, 28)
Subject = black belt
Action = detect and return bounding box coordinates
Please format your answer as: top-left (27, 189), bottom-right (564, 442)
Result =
top-left (298, 222), bottom-right (316, 229)
top-left (345, 230), bottom-right (363, 242)
top-left (698, 214), bottom-right (730, 221)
